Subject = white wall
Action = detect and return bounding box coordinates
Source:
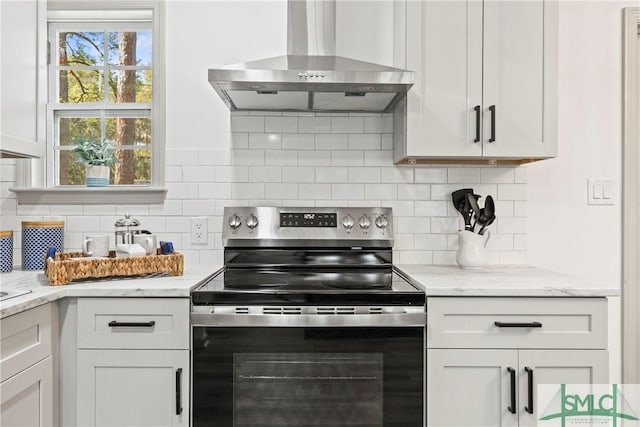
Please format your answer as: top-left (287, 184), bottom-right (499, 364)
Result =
top-left (527, 0), bottom-right (635, 384)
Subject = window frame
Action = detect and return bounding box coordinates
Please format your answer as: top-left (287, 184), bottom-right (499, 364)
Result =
top-left (12, 0), bottom-right (166, 204)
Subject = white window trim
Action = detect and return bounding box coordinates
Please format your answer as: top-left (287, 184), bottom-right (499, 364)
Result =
top-left (12, 0), bottom-right (166, 205)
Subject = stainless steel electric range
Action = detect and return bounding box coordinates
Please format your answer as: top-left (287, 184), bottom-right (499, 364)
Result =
top-left (191, 207), bottom-right (425, 427)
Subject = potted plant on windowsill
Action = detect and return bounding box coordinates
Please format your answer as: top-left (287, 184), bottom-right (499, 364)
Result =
top-left (73, 137), bottom-right (118, 187)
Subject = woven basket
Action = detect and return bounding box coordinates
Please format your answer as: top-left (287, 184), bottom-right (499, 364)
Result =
top-left (45, 249), bottom-right (184, 286)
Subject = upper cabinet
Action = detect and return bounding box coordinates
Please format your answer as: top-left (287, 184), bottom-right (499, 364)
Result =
top-left (0, 0), bottom-right (46, 158)
top-left (393, 0), bottom-right (558, 164)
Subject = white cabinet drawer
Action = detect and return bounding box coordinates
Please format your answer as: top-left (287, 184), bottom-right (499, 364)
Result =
top-left (77, 298), bottom-right (190, 350)
top-left (0, 303), bottom-right (52, 382)
top-left (427, 297), bottom-right (607, 349)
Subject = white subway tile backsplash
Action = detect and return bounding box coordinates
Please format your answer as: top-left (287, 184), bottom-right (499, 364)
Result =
top-left (265, 183), bottom-right (298, 199)
top-left (332, 117), bottom-right (364, 133)
top-left (348, 134), bottom-right (380, 150)
top-left (332, 184), bottom-right (364, 200)
top-left (364, 184), bottom-right (397, 200)
top-left (265, 150), bottom-right (297, 166)
top-left (331, 151), bottom-right (363, 166)
top-left (231, 183), bottom-right (265, 200)
top-left (299, 117), bottom-right (331, 133)
top-left (364, 116), bottom-right (393, 133)
top-left (282, 134), bottom-right (315, 150)
top-left (316, 134), bottom-right (348, 150)
top-left (315, 167), bottom-right (348, 183)
top-left (298, 184), bottom-right (331, 199)
top-left (414, 168), bottom-right (447, 184)
top-left (299, 151), bottom-right (331, 166)
top-left (415, 201), bottom-right (448, 217)
top-left (265, 117), bottom-right (298, 133)
top-left (283, 167), bottom-right (315, 183)
top-left (349, 167), bottom-right (381, 184)
top-left (398, 184), bottom-right (429, 200)
top-left (231, 115), bottom-right (265, 133)
top-left (0, 113), bottom-right (527, 265)
top-left (249, 166), bottom-right (282, 183)
top-left (249, 133), bottom-right (282, 149)
top-left (448, 167), bottom-right (481, 183)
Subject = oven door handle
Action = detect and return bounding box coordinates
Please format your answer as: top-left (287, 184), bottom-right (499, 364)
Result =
top-left (191, 312), bottom-right (426, 327)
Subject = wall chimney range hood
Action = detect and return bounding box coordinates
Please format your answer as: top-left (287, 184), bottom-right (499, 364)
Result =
top-left (208, 0), bottom-right (413, 113)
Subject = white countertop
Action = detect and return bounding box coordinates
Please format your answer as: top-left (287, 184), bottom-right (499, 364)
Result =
top-left (0, 264), bottom-right (217, 319)
top-left (395, 264), bottom-right (620, 297)
top-left (1, 264), bottom-right (620, 319)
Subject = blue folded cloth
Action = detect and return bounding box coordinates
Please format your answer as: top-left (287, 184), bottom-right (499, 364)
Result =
top-left (159, 241), bottom-right (174, 255)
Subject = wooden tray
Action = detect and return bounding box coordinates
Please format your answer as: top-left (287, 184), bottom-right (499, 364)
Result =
top-left (45, 250), bottom-right (184, 286)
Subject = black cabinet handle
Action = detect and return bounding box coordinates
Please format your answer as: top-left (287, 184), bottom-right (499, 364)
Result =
top-left (494, 321), bottom-right (542, 328)
top-left (176, 368), bottom-right (183, 415)
top-left (489, 105), bottom-right (496, 142)
top-left (525, 367), bottom-right (534, 414)
top-left (474, 105), bottom-right (481, 143)
top-left (507, 367), bottom-right (516, 414)
top-left (108, 321), bottom-right (156, 328)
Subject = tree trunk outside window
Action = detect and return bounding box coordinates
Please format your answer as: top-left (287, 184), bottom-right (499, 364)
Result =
top-left (59, 33), bottom-right (70, 185)
top-left (115, 32), bottom-right (136, 184)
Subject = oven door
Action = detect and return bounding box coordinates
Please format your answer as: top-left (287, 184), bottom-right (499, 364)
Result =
top-left (192, 323), bottom-right (424, 427)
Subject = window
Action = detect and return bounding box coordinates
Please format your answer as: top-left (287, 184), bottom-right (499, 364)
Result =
top-left (11, 4), bottom-right (165, 204)
top-left (48, 11), bottom-right (156, 186)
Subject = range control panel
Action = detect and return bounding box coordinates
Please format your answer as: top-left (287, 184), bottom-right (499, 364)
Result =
top-left (222, 207), bottom-right (393, 246)
top-left (280, 212), bottom-right (337, 228)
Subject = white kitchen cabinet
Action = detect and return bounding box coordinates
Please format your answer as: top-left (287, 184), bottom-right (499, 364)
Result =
top-left (0, 356), bottom-right (54, 427)
top-left (394, 0), bottom-right (557, 164)
top-left (426, 297), bottom-right (609, 426)
top-left (0, 0), bottom-right (46, 158)
top-left (75, 298), bottom-right (190, 427)
top-left (77, 350), bottom-right (188, 427)
top-left (0, 303), bottom-right (55, 427)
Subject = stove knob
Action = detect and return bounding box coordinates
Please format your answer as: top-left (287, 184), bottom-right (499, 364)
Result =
top-left (229, 214), bottom-right (242, 229)
top-left (358, 214), bottom-right (371, 229)
top-left (375, 215), bottom-right (388, 230)
top-left (342, 214), bottom-right (355, 230)
top-left (246, 214), bottom-right (259, 229)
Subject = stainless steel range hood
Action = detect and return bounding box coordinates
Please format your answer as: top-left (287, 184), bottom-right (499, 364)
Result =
top-left (208, 0), bottom-right (413, 113)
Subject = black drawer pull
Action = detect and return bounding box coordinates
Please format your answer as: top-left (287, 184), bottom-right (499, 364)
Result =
top-left (507, 367), bottom-right (516, 414)
top-left (525, 367), bottom-right (534, 414)
top-left (489, 105), bottom-right (496, 142)
top-left (474, 105), bottom-right (481, 143)
top-left (494, 321), bottom-right (542, 328)
top-left (108, 321), bottom-right (156, 328)
top-left (176, 368), bottom-right (183, 415)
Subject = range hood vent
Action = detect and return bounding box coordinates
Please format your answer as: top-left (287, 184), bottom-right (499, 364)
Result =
top-left (208, 0), bottom-right (413, 113)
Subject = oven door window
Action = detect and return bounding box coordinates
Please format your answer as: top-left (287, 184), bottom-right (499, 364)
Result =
top-left (234, 353), bottom-right (383, 426)
top-left (193, 327), bottom-right (423, 427)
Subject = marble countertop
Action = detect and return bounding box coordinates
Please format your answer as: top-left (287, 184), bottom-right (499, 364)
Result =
top-left (1, 264), bottom-right (620, 318)
top-left (0, 264), bottom-right (217, 319)
top-left (395, 264), bottom-right (620, 297)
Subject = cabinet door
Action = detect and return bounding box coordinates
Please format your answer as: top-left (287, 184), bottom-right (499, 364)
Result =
top-left (0, 356), bottom-right (53, 427)
top-left (0, 0), bottom-right (46, 157)
top-left (482, 0), bottom-right (557, 158)
top-left (428, 349), bottom-right (519, 427)
top-left (77, 350), bottom-right (188, 427)
top-left (403, 0), bottom-right (483, 158)
top-left (518, 350), bottom-right (609, 427)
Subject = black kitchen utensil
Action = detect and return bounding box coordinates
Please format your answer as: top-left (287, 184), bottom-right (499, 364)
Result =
top-left (466, 193), bottom-right (481, 231)
top-left (479, 214), bottom-right (495, 235)
top-left (452, 188), bottom-right (474, 215)
top-left (477, 195), bottom-right (495, 235)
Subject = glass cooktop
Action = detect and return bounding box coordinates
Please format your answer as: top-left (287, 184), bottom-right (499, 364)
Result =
top-left (191, 267), bottom-right (425, 306)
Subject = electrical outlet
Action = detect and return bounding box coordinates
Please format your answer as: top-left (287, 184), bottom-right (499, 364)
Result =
top-left (191, 217), bottom-right (208, 244)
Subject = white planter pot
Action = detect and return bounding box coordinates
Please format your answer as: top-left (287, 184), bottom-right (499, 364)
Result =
top-left (86, 165), bottom-right (110, 187)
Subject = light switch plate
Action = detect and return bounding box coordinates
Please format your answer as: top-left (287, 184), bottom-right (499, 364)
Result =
top-left (588, 178), bottom-right (615, 205)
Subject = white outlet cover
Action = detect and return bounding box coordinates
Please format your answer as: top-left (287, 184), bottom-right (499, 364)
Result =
top-left (191, 217), bottom-right (208, 244)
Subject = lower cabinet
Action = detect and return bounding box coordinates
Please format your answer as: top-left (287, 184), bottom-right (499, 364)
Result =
top-left (0, 356), bottom-right (53, 427)
top-left (427, 349), bottom-right (609, 427)
top-left (426, 296), bottom-right (610, 427)
top-left (77, 350), bottom-right (189, 427)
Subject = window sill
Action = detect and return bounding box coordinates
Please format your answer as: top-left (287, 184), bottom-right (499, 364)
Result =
top-left (10, 186), bottom-right (167, 205)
